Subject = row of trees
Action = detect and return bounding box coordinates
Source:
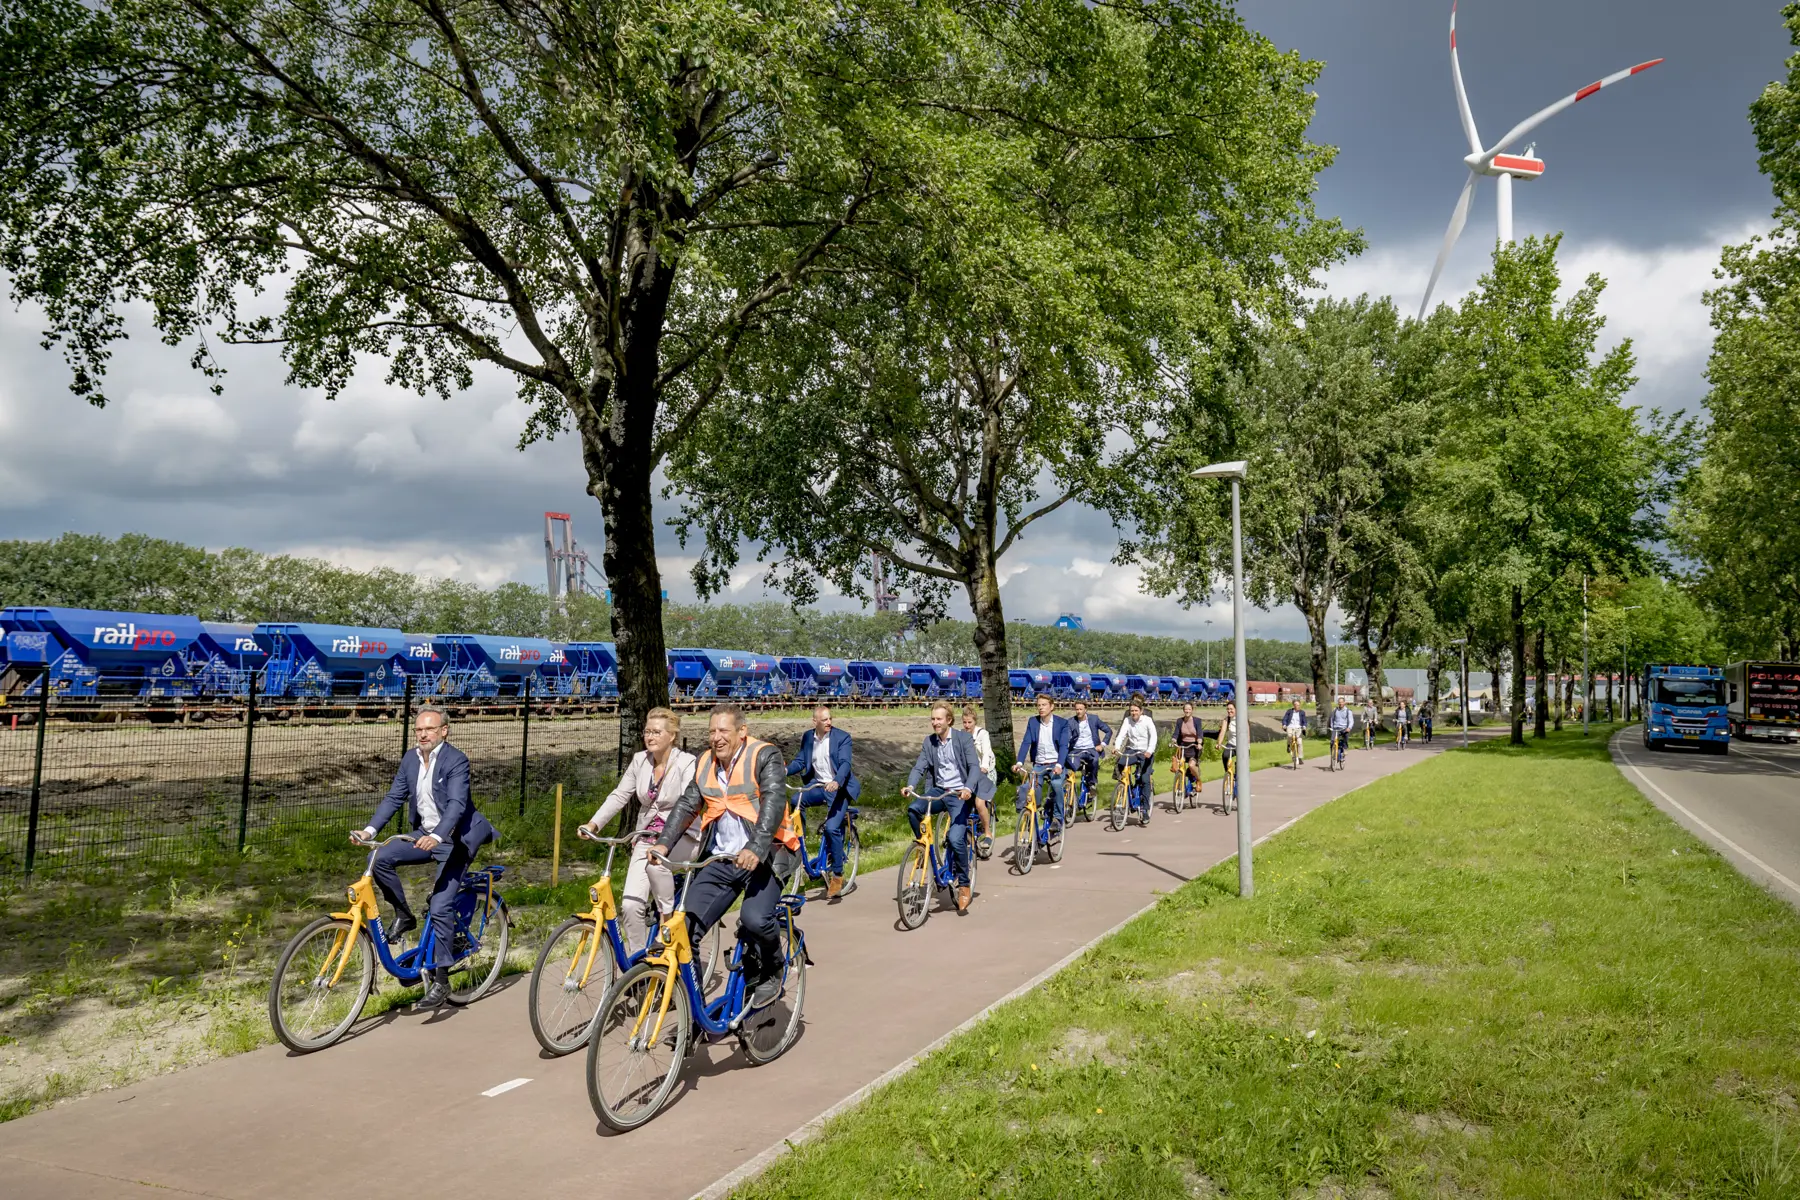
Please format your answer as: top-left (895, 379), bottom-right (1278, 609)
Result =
top-left (0, 0), bottom-right (1351, 743)
top-left (3, 533), bottom-right (1340, 680)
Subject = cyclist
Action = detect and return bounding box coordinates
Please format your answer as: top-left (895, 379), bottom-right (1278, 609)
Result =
top-left (1395, 698), bottom-right (1412, 749)
top-left (1421, 705), bottom-right (1434, 744)
top-left (1068, 700), bottom-right (1111, 821)
top-left (581, 705), bottom-right (701, 952)
top-left (1282, 698), bottom-right (1306, 766)
top-left (1328, 695), bottom-right (1355, 766)
top-left (352, 705), bottom-right (496, 1010)
top-left (1012, 692), bottom-right (1071, 834)
top-left (961, 705), bottom-right (997, 856)
top-left (1216, 700), bottom-right (1240, 808)
top-left (902, 702), bottom-right (988, 914)
top-left (1171, 701), bottom-right (1205, 798)
top-left (654, 703), bottom-right (799, 1012)
top-left (784, 704), bottom-right (861, 898)
top-left (1362, 699), bottom-right (1378, 750)
top-left (1108, 693), bottom-right (1159, 822)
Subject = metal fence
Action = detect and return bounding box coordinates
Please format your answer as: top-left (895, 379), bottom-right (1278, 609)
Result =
top-left (0, 674), bottom-right (627, 880)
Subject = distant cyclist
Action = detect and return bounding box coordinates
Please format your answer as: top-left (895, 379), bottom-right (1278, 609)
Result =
top-left (1395, 699), bottom-right (1412, 749)
top-left (1282, 699), bottom-right (1306, 767)
top-left (1067, 700), bottom-right (1111, 822)
top-left (1216, 701), bottom-right (1240, 809)
top-left (1329, 696), bottom-right (1354, 767)
top-left (1012, 692), bottom-right (1071, 834)
top-left (1109, 694), bottom-right (1159, 822)
top-left (961, 706), bottom-right (997, 856)
top-left (1171, 701), bottom-right (1205, 796)
top-left (1362, 699), bottom-right (1378, 749)
top-left (1421, 705), bottom-right (1434, 744)
top-left (902, 703), bottom-right (988, 914)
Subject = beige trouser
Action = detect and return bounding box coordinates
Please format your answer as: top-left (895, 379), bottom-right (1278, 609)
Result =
top-left (618, 830), bottom-right (701, 955)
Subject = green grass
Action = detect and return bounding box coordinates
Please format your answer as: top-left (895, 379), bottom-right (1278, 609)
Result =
top-left (735, 727), bottom-right (1800, 1199)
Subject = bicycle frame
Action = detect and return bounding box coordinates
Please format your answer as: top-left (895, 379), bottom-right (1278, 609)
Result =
top-left (1020, 766), bottom-right (1062, 845)
top-left (561, 829), bottom-right (659, 993)
top-left (1113, 754), bottom-right (1150, 810)
top-left (784, 783), bottom-right (856, 883)
top-left (911, 791), bottom-right (975, 889)
top-left (326, 834), bottom-right (500, 987)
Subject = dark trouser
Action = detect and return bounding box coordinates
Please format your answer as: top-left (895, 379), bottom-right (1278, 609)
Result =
top-left (1114, 755), bottom-right (1153, 807)
top-left (684, 851), bottom-right (794, 984)
top-left (370, 836), bottom-right (472, 969)
top-left (1017, 765), bottom-right (1065, 826)
top-left (906, 794), bottom-right (974, 886)
top-left (797, 784), bottom-right (849, 875)
top-left (1069, 750), bottom-right (1101, 804)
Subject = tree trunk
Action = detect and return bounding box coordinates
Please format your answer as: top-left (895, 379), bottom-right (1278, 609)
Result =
top-left (1533, 625), bottom-right (1548, 739)
top-left (1358, 635), bottom-right (1386, 727)
top-left (1426, 643), bottom-right (1443, 718)
top-left (1606, 671), bottom-right (1614, 721)
top-left (968, 547), bottom-right (1015, 768)
top-left (1511, 586), bottom-right (1526, 745)
top-left (1304, 598), bottom-right (1334, 734)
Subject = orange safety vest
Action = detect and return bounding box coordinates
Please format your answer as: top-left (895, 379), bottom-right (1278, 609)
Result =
top-left (696, 737), bottom-right (799, 852)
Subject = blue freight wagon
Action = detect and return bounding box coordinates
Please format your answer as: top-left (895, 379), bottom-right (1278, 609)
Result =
top-left (433, 634), bottom-right (568, 698)
top-left (255, 623), bottom-right (412, 699)
top-left (1209, 679), bottom-right (1236, 704)
top-left (906, 663), bottom-right (961, 699)
top-left (566, 642), bottom-right (620, 698)
top-left (1, 606), bottom-right (204, 699)
top-left (1158, 676), bottom-right (1184, 703)
top-left (1124, 675), bottom-right (1157, 703)
top-left (668, 648), bottom-right (760, 699)
top-left (1008, 668), bottom-right (1051, 700)
top-left (1090, 672), bottom-right (1126, 702)
top-left (1187, 677), bottom-right (1210, 702)
top-left (397, 633), bottom-right (448, 694)
top-left (1050, 670), bottom-right (1091, 701)
top-left (190, 622), bottom-right (270, 697)
top-left (779, 657), bottom-right (851, 699)
top-left (749, 652), bottom-right (786, 698)
top-left (960, 667), bottom-right (985, 699)
top-left (848, 660), bottom-right (908, 700)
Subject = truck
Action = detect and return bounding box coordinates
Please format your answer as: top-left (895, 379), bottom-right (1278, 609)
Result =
top-left (1724, 661), bottom-right (1800, 743)
top-left (1640, 663), bottom-right (1731, 754)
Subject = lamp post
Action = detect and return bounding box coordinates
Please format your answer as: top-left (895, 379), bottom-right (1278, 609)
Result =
top-left (1620, 605), bottom-right (1643, 722)
top-left (1192, 460), bottom-right (1252, 898)
top-left (1582, 576), bottom-right (1590, 737)
top-left (1449, 637), bottom-right (1469, 747)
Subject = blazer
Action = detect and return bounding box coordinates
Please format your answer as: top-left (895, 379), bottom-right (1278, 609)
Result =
top-left (786, 727), bottom-right (862, 800)
top-left (1069, 714), bottom-right (1110, 753)
top-left (1017, 714), bottom-right (1072, 770)
top-left (369, 742), bottom-right (495, 853)
top-left (906, 729), bottom-right (995, 800)
top-left (589, 747), bottom-right (700, 833)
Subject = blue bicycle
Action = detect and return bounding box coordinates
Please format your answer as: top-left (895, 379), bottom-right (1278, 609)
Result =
top-left (269, 833), bottom-right (510, 1052)
top-left (1107, 752), bottom-right (1154, 830)
top-left (896, 788), bottom-right (981, 928)
top-left (783, 782), bottom-right (862, 898)
top-left (1068, 754), bottom-right (1101, 822)
top-left (527, 828), bottom-right (725, 1056)
top-left (587, 851), bottom-right (809, 1131)
top-left (1011, 766), bottom-right (1066, 875)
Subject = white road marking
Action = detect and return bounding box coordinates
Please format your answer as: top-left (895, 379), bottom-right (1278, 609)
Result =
top-left (1615, 746), bottom-right (1800, 902)
top-left (481, 1078), bottom-right (532, 1097)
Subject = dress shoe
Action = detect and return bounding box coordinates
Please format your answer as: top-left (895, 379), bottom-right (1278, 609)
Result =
top-left (385, 913), bottom-right (417, 945)
top-left (956, 886), bottom-right (971, 914)
top-left (416, 968), bottom-right (451, 1010)
top-left (825, 873), bottom-right (844, 900)
top-left (748, 971), bottom-right (784, 1010)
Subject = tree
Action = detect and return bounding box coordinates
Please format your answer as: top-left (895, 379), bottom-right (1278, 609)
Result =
top-left (668, 0), bottom-right (1352, 738)
top-left (0, 0), bottom-right (946, 753)
top-left (1149, 297), bottom-right (1428, 730)
top-left (1433, 238), bottom-right (1679, 744)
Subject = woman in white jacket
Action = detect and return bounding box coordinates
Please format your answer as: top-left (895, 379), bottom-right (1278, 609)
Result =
top-left (962, 705), bottom-right (997, 856)
top-left (580, 706), bottom-right (700, 953)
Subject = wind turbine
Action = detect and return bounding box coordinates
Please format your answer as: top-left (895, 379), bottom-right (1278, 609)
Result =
top-left (1418, 3), bottom-right (1662, 317)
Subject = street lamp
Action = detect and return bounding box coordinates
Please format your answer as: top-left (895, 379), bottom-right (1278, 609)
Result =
top-left (1204, 618), bottom-right (1214, 678)
top-left (1582, 576), bottom-right (1590, 737)
top-left (1449, 637), bottom-right (1469, 747)
top-left (1192, 459), bottom-right (1252, 898)
top-left (1620, 605), bottom-right (1643, 722)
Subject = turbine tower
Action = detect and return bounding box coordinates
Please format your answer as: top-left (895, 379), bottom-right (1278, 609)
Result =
top-left (1418, 3), bottom-right (1662, 317)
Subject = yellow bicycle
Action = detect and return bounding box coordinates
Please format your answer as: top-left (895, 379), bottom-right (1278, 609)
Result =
top-left (1011, 767), bottom-right (1065, 875)
top-left (1108, 752), bottom-right (1152, 830)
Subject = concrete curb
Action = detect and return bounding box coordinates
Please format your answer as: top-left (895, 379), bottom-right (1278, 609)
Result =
top-left (689, 758), bottom-right (1425, 1200)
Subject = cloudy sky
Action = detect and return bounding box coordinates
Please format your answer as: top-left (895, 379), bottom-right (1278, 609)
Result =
top-left (0, 0), bottom-right (1788, 641)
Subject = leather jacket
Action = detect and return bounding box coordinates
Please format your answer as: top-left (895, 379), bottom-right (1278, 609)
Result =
top-left (658, 741), bottom-right (791, 863)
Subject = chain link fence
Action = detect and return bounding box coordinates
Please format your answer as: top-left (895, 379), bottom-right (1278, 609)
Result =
top-left (0, 673), bottom-right (626, 881)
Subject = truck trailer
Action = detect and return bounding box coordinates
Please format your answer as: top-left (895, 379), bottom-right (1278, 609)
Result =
top-left (1724, 661), bottom-right (1800, 743)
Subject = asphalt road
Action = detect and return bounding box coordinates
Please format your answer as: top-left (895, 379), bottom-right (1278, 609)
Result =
top-left (0, 737), bottom-right (1460, 1200)
top-left (1612, 727), bottom-right (1800, 908)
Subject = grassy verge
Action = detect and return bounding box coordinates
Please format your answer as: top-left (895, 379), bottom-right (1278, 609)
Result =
top-left (736, 726), bottom-right (1800, 1199)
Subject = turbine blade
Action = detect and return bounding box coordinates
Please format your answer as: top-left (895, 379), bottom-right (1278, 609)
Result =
top-left (1449, 3), bottom-right (1482, 155)
top-left (1419, 172), bottom-right (1478, 320)
top-left (1482, 58), bottom-right (1664, 160)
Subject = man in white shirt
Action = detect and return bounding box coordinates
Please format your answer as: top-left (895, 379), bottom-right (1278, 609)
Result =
top-left (352, 707), bottom-right (494, 1009)
top-left (784, 705), bottom-right (861, 898)
top-left (1109, 694), bottom-right (1159, 821)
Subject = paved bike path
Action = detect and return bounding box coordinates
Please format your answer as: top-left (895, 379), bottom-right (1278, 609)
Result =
top-left (1, 741), bottom-right (1455, 1200)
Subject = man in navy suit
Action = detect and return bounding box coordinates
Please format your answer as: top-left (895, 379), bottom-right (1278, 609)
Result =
top-left (785, 704), bottom-right (861, 898)
top-left (1012, 692), bottom-right (1072, 830)
top-left (1067, 699), bottom-right (1111, 820)
top-left (353, 706), bottom-right (496, 1010)
top-left (902, 702), bottom-right (993, 914)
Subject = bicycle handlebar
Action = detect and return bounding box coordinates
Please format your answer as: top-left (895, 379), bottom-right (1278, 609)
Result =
top-left (350, 832), bottom-right (415, 849)
top-left (576, 827), bottom-right (654, 845)
top-left (646, 850), bottom-right (741, 874)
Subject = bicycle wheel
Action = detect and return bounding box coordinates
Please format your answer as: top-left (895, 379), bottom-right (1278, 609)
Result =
top-left (1138, 784), bottom-right (1153, 826)
top-left (1013, 808), bottom-right (1035, 875)
top-left (1223, 769), bottom-right (1237, 816)
top-left (1046, 811), bottom-right (1065, 863)
top-left (740, 918), bottom-right (806, 1065)
top-left (1108, 781), bottom-right (1128, 831)
top-left (269, 916), bottom-right (374, 1053)
top-left (528, 917), bottom-right (611, 1056)
top-left (448, 890), bottom-right (510, 1005)
top-left (587, 962), bottom-right (691, 1132)
top-left (895, 843), bottom-right (932, 930)
top-left (841, 823), bottom-right (862, 893)
top-left (695, 916), bottom-right (729, 998)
